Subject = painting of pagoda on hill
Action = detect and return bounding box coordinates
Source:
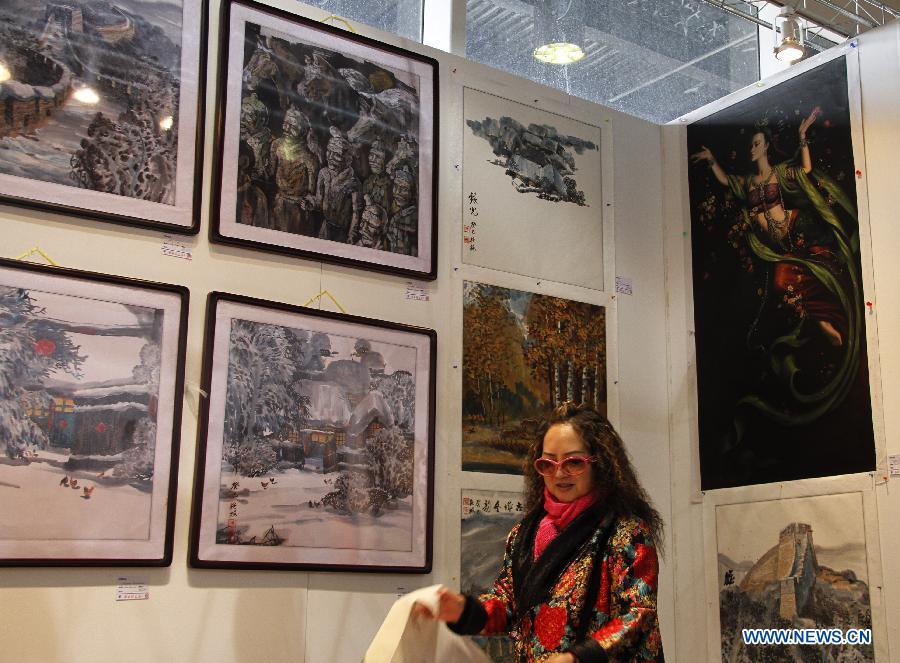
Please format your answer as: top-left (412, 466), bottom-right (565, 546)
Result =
top-left (191, 293), bottom-right (435, 571)
top-left (715, 492), bottom-right (874, 662)
top-left (0, 259), bottom-right (186, 565)
top-left (462, 280), bottom-right (606, 475)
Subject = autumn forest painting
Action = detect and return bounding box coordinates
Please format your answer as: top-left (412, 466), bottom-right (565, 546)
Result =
top-left (462, 281), bottom-right (606, 474)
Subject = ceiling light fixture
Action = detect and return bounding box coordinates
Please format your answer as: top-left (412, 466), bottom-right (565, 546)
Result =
top-left (774, 8), bottom-right (806, 63)
top-left (0, 63), bottom-right (10, 83)
top-left (533, 0), bottom-right (587, 65)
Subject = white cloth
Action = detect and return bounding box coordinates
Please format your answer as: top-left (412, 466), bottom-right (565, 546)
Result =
top-left (363, 585), bottom-right (491, 663)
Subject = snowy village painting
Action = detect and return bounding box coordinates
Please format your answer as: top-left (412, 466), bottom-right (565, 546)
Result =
top-left (462, 281), bottom-right (606, 475)
top-left (0, 0), bottom-right (204, 229)
top-left (714, 492), bottom-right (875, 662)
top-left (461, 489), bottom-right (522, 663)
top-left (0, 261), bottom-right (186, 564)
top-left (462, 88), bottom-right (605, 289)
top-left (191, 294), bottom-right (435, 570)
top-left (213, 0), bottom-right (437, 278)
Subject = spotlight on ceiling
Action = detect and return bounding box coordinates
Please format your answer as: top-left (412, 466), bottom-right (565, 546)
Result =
top-left (774, 8), bottom-right (805, 63)
top-left (159, 115), bottom-right (174, 131)
top-left (533, 0), bottom-right (587, 65)
top-left (0, 62), bottom-right (11, 83)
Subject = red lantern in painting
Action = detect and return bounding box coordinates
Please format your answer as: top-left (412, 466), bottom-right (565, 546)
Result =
top-left (95, 422), bottom-right (107, 433)
top-left (34, 339), bottom-right (56, 356)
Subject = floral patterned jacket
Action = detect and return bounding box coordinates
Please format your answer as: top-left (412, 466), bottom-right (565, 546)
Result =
top-left (451, 509), bottom-right (663, 663)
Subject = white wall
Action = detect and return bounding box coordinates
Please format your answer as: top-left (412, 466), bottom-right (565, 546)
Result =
top-left (662, 21), bottom-right (900, 662)
top-left (0, 1), bottom-right (672, 661)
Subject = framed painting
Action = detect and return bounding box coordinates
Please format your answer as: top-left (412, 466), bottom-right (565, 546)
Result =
top-left (0, 1), bottom-right (207, 233)
top-left (462, 88), bottom-right (606, 290)
top-left (190, 292), bottom-right (436, 571)
top-left (686, 54), bottom-right (875, 489)
top-left (209, 0), bottom-right (439, 279)
top-left (462, 280), bottom-right (607, 474)
top-left (0, 258), bottom-right (188, 566)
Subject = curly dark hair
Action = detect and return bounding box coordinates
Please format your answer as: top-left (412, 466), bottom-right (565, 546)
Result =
top-left (523, 402), bottom-right (665, 553)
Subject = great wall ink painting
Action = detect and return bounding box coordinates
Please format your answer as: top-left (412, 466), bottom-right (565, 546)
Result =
top-left (462, 281), bottom-right (606, 475)
top-left (461, 87), bottom-right (605, 289)
top-left (687, 57), bottom-right (875, 489)
top-left (715, 493), bottom-right (874, 662)
top-left (213, 0), bottom-right (437, 278)
top-left (0, 260), bottom-right (186, 564)
top-left (0, 0), bottom-right (203, 229)
top-left (190, 294), bottom-right (435, 571)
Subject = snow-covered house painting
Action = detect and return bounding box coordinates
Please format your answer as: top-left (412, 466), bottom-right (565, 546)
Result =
top-left (192, 294), bottom-right (434, 571)
top-left (0, 261), bottom-right (186, 564)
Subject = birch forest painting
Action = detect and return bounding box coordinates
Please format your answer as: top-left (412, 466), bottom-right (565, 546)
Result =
top-left (462, 281), bottom-right (606, 474)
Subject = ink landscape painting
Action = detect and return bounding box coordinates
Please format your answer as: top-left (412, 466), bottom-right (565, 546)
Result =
top-left (0, 0), bottom-right (202, 227)
top-left (462, 88), bottom-right (605, 288)
top-left (193, 296), bottom-right (434, 570)
top-left (0, 263), bottom-right (184, 563)
top-left (715, 493), bottom-right (874, 662)
top-left (460, 489), bottom-right (522, 663)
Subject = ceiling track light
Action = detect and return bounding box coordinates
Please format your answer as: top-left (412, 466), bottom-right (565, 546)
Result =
top-left (775, 8), bottom-right (806, 64)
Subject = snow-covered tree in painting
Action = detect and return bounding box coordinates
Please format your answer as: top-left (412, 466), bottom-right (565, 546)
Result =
top-left (0, 287), bottom-right (84, 458)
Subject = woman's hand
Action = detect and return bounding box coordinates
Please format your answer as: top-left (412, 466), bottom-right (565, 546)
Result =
top-left (799, 106), bottom-right (821, 139)
top-left (690, 146), bottom-right (716, 165)
top-left (411, 587), bottom-right (466, 623)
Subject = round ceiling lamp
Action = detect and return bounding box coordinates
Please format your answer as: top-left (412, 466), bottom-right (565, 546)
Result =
top-left (774, 8), bottom-right (806, 63)
top-left (533, 0), bottom-right (587, 65)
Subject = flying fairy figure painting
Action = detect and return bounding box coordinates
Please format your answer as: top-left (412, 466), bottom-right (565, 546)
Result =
top-left (687, 56), bottom-right (874, 489)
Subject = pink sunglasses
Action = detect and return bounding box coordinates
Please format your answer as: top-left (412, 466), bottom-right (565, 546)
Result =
top-left (533, 455), bottom-right (596, 477)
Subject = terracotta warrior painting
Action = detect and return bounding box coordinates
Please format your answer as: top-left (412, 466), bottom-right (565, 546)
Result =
top-left (716, 493), bottom-right (874, 662)
top-left (687, 56), bottom-right (874, 489)
top-left (234, 19), bottom-right (422, 256)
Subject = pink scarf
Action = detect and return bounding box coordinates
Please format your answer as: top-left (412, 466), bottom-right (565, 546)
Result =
top-left (534, 488), bottom-right (597, 560)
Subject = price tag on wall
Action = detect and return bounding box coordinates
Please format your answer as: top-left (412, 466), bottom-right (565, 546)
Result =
top-left (889, 454), bottom-right (900, 478)
top-left (116, 578), bottom-right (149, 601)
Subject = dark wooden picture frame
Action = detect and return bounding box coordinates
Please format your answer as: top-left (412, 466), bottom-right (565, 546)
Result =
top-left (189, 291), bottom-right (436, 571)
top-left (0, 258), bottom-right (188, 566)
top-left (0, 0), bottom-right (208, 234)
top-left (209, 0), bottom-right (439, 279)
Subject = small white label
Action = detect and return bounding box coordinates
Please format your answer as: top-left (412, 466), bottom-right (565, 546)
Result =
top-left (405, 283), bottom-right (430, 302)
top-left (615, 276), bottom-right (633, 296)
top-left (116, 578), bottom-right (149, 601)
top-left (161, 235), bottom-right (193, 261)
top-left (889, 454), bottom-right (900, 478)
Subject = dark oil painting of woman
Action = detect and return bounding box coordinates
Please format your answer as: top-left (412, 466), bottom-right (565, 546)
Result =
top-left (687, 56), bottom-right (875, 489)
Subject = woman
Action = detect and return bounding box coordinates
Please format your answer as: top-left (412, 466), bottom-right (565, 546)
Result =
top-left (690, 109), bottom-right (864, 427)
top-left (420, 403), bottom-right (664, 662)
